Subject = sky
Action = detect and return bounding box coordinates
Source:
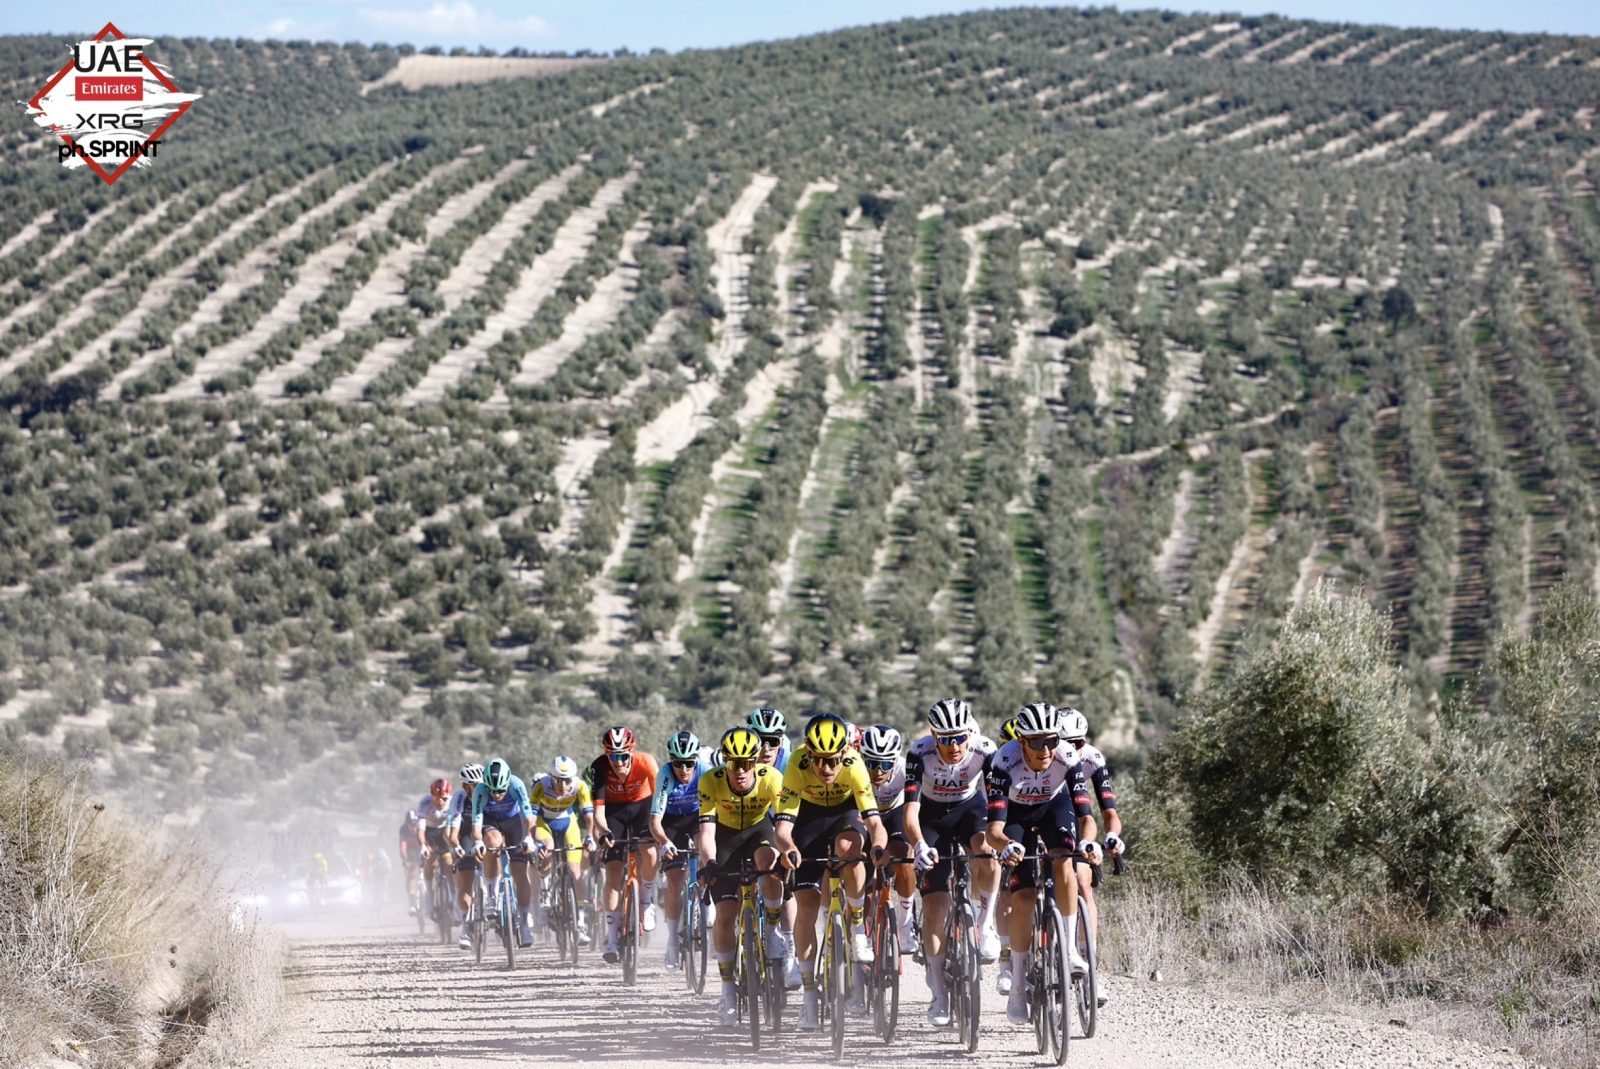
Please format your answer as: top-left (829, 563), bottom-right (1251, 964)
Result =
top-left (2, 0), bottom-right (1596, 52)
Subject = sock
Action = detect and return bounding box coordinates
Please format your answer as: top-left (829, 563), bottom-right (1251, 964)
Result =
top-left (1012, 950), bottom-right (1029, 989)
top-left (975, 891), bottom-right (994, 932)
top-left (846, 895), bottom-right (865, 928)
top-left (897, 895), bottom-right (916, 923)
top-left (927, 952), bottom-right (947, 997)
top-left (642, 883), bottom-right (656, 906)
top-left (605, 910), bottom-right (621, 942)
top-left (764, 893), bottom-right (784, 927)
top-left (801, 962), bottom-right (817, 991)
top-left (665, 917), bottom-right (680, 945)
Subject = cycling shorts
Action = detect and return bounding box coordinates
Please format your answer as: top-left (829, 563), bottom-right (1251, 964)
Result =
top-left (914, 794), bottom-right (989, 895)
top-left (602, 798), bottom-right (652, 863)
top-left (536, 817), bottom-right (583, 860)
top-left (661, 813), bottom-right (697, 872)
top-left (787, 800), bottom-right (866, 892)
top-left (1001, 793), bottom-right (1081, 893)
top-left (710, 818), bottom-right (775, 903)
top-left (880, 804), bottom-right (907, 843)
top-left (482, 816), bottom-right (534, 863)
top-left (423, 826), bottom-right (449, 853)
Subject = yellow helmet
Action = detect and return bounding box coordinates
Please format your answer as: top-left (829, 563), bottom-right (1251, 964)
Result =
top-left (804, 714), bottom-right (849, 756)
top-left (998, 716), bottom-right (1021, 743)
top-left (720, 727), bottom-right (762, 762)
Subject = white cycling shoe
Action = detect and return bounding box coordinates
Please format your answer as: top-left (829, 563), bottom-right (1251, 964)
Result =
top-left (996, 968), bottom-right (1013, 995)
top-left (850, 930), bottom-right (875, 964)
top-left (1097, 978), bottom-right (1109, 1007)
top-left (718, 990), bottom-right (738, 1026)
top-left (763, 925), bottom-right (788, 962)
top-left (847, 984), bottom-right (868, 1016)
top-left (898, 917), bottom-right (916, 952)
top-left (642, 903), bottom-right (657, 932)
top-left (1069, 945), bottom-right (1089, 976)
top-left (665, 944), bottom-right (680, 971)
top-left (457, 932), bottom-right (471, 950)
top-left (785, 954), bottom-right (803, 990)
top-left (1006, 986), bottom-right (1030, 1024)
top-left (798, 991), bottom-right (821, 1031)
top-left (977, 926), bottom-right (1001, 964)
top-left (926, 992), bottom-right (951, 1027)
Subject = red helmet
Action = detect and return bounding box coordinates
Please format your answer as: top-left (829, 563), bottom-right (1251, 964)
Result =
top-left (602, 726), bottom-right (636, 753)
top-left (847, 723), bottom-right (864, 751)
top-left (429, 778), bottom-right (452, 799)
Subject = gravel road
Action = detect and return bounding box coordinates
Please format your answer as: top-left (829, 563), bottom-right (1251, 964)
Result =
top-left (250, 914), bottom-right (1533, 1068)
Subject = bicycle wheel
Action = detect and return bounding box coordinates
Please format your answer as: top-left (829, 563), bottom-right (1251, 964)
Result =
top-left (828, 913), bottom-right (846, 1062)
top-left (1043, 903), bottom-right (1070, 1065)
top-left (688, 890), bottom-right (709, 994)
top-left (876, 904), bottom-right (900, 1043)
top-left (562, 871), bottom-right (581, 965)
top-left (435, 873), bottom-right (452, 945)
top-left (1075, 897), bottom-right (1098, 1039)
top-left (1031, 897), bottom-right (1048, 1054)
top-left (742, 910), bottom-right (762, 1050)
top-left (501, 882), bottom-right (517, 971)
top-left (472, 879), bottom-right (486, 965)
top-left (622, 878), bottom-right (640, 986)
top-left (765, 937), bottom-right (784, 1038)
top-left (960, 907), bottom-right (982, 1053)
top-left (414, 881), bottom-right (426, 935)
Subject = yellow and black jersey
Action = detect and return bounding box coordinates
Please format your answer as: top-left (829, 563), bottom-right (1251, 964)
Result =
top-left (776, 748), bottom-right (879, 819)
top-left (698, 765), bottom-right (784, 831)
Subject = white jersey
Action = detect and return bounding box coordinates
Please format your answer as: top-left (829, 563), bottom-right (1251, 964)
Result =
top-left (986, 740), bottom-right (1090, 808)
top-left (905, 733), bottom-right (997, 805)
top-left (869, 756), bottom-right (907, 811)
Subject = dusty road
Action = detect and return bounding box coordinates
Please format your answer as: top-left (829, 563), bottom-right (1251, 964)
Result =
top-left (251, 913), bottom-right (1532, 1069)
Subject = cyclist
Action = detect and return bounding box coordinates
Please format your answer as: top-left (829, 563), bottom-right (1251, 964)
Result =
top-left (414, 778), bottom-right (455, 907)
top-left (986, 702), bottom-right (1099, 1024)
top-left (903, 698), bottom-right (1002, 1026)
top-left (774, 713), bottom-right (889, 1031)
top-left (397, 809), bottom-right (421, 912)
top-left (1064, 708), bottom-right (1124, 1005)
top-left (529, 755), bottom-right (596, 947)
top-left (447, 762), bottom-right (484, 949)
top-left (587, 726), bottom-right (662, 963)
top-left (748, 707), bottom-right (793, 771)
top-left (698, 727), bottom-right (788, 1027)
top-left (861, 725), bottom-right (916, 947)
top-left (994, 714), bottom-right (1022, 992)
top-left (469, 756), bottom-right (538, 949)
top-left (650, 730), bottom-right (712, 970)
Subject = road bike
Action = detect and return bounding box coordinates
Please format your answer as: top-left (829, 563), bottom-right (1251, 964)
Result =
top-left (543, 840), bottom-right (585, 964)
top-left (863, 857), bottom-right (911, 1043)
top-left (428, 855), bottom-right (454, 945)
top-left (483, 844), bottom-right (520, 971)
top-left (724, 857), bottom-right (784, 1050)
top-left (1072, 847), bottom-right (1126, 1038)
top-left (1019, 839), bottom-right (1076, 1066)
top-left (941, 843), bottom-right (994, 1053)
top-left (608, 835), bottom-right (651, 985)
top-left (678, 846), bottom-right (709, 994)
top-left (811, 853), bottom-right (868, 1062)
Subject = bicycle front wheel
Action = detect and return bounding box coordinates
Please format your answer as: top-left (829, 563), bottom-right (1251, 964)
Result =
top-left (828, 914), bottom-right (846, 1061)
top-left (435, 875), bottom-right (453, 945)
top-left (472, 880), bottom-right (486, 965)
top-left (876, 904), bottom-right (900, 1043)
top-left (501, 884), bottom-right (517, 972)
top-left (561, 872), bottom-right (580, 965)
top-left (1075, 897), bottom-right (1098, 1039)
top-left (1044, 904), bottom-right (1070, 1065)
top-left (687, 890), bottom-right (708, 994)
top-left (742, 912), bottom-right (762, 1051)
top-left (622, 879), bottom-right (640, 986)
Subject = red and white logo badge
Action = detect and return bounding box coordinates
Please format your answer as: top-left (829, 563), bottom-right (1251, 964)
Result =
top-left (24, 22), bottom-right (200, 185)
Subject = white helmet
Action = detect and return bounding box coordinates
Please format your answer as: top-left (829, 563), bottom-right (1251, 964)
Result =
top-left (549, 755), bottom-right (579, 780)
top-left (927, 698), bottom-right (976, 735)
top-left (860, 724), bottom-right (902, 761)
top-left (1014, 702), bottom-right (1061, 738)
top-left (459, 762), bottom-right (485, 785)
top-left (1061, 708), bottom-right (1089, 742)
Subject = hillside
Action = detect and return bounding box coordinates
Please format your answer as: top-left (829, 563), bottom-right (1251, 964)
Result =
top-left (1, 9), bottom-right (1598, 816)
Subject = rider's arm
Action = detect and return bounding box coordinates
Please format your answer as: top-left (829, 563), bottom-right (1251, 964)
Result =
top-left (1070, 763), bottom-right (1098, 847)
top-left (650, 764), bottom-right (672, 819)
top-left (1092, 764), bottom-right (1123, 839)
top-left (901, 752), bottom-right (925, 844)
top-left (469, 785), bottom-right (486, 835)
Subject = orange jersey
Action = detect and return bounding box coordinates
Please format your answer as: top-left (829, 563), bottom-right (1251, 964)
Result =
top-left (586, 751), bottom-right (660, 806)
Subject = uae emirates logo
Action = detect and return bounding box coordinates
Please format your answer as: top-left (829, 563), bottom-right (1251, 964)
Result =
top-left (24, 22), bottom-right (200, 185)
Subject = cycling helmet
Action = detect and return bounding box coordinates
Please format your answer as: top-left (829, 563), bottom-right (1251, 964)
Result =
top-left (667, 730), bottom-right (701, 762)
top-left (721, 727), bottom-right (762, 762)
top-left (602, 725), bottom-right (636, 753)
top-left (804, 713), bottom-right (850, 756)
top-left (1061, 708), bottom-right (1089, 742)
top-left (747, 707), bottom-right (786, 736)
top-left (429, 777), bottom-right (451, 799)
top-left (458, 762), bottom-right (485, 785)
top-left (484, 757), bottom-right (512, 792)
top-left (927, 698), bottom-right (976, 735)
top-left (847, 723), bottom-right (864, 750)
top-left (860, 724), bottom-right (902, 762)
top-left (549, 755), bottom-right (579, 780)
top-left (1014, 702), bottom-right (1061, 738)
top-left (997, 717), bottom-right (1020, 743)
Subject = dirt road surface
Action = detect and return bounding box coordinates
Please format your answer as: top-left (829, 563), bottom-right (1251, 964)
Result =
top-left (251, 912), bottom-right (1532, 1068)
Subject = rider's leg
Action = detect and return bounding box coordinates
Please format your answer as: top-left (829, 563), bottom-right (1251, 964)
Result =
top-left (755, 845), bottom-right (784, 927)
top-left (970, 833), bottom-right (1002, 932)
top-left (1076, 861), bottom-right (1098, 942)
top-left (793, 887), bottom-right (822, 990)
top-left (1008, 887), bottom-right (1036, 990)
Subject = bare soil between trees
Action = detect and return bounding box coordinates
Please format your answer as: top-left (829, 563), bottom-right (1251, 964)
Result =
top-left (250, 918), bottom-right (1532, 1069)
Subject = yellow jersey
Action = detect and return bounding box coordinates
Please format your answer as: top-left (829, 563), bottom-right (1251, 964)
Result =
top-left (699, 765), bottom-right (784, 831)
top-left (527, 774), bottom-right (593, 828)
top-left (776, 748), bottom-right (878, 818)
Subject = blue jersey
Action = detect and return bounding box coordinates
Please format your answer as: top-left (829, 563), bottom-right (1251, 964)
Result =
top-left (652, 751), bottom-right (714, 818)
top-left (471, 775), bottom-right (531, 828)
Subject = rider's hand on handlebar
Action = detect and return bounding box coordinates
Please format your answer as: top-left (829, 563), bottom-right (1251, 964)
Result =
top-left (452, 844), bottom-right (465, 859)
top-left (662, 842), bottom-right (680, 862)
top-left (912, 840), bottom-right (939, 872)
top-left (472, 841), bottom-right (486, 858)
top-left (699, 859), bottom-right (720, 882)
top-left (999, 841), bottom-right (1025, 865)
top-left (1081, 841), bottom-right (1103, 865)
top-left (420, 845), bottom-right (432, 859)
top-left (583, 836), bottom-right (597, 852)
top-left (781, 848), bottom-right (802, 872)
top-left (1104, 832), bottom-right (1124, 857)
top-left (598, 831), bottom-right (615, 847)
top-left (870, 844), bottom-right (889, 867)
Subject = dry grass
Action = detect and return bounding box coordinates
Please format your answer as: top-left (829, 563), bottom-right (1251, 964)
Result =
top-left (0, 751), bottom-right (282, 1069)
top-left (360, 55), bottom-right (607, 95)
top-left (1104, 873), bottom-right (1600, 1068)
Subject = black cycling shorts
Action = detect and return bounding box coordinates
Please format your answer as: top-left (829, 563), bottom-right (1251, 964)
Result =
top-left (709, 818), bottom-right (776, 903)
top-left (482, 817), bottom-right (533, 864)
top-left (661, 813), bottom-right (698, 872)
top-left (914, 794), bottom-right (991, 895)
top-left (784, 800), bottom-right (868, 892)
top-left (1001, 793), bottom-right (1081, 893)
top-left (601, 798), bottom-right (653, 863)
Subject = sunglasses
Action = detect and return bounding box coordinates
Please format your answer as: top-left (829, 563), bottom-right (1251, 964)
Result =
top-left (1068, 738), bottom-right (1087, 748)
top-left (727, 758), bottom-right (756, 772)
top-left (671, 760), bottom-right (697, 771)
top-left (813, 755), bottom-right (843, 770)
top-left (865, 759), bottom-right (896, 774)
top-left (607, 752), bottom-right (633, 763)
top-left (757, 734), bottom-right (783, 747)
top-left (553, 777), bottom-right (573, 789)
top-left (1023, 735), bottom-right (1060, 751)
top-left (934, 732), bottom-right (969, 747)
top-left (489, 789), bottom-right (508, 799)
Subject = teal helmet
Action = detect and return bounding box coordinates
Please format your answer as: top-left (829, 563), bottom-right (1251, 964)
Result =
top-left (484, 757), bottom-right (512, 792)
top-left (666, 730), bottom-right (701, 762)
top-left (747, 707), bottom-right (786, 736)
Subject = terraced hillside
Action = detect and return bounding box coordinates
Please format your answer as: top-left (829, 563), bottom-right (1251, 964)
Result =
top-left (1, 10), bottom-right (1598, 810)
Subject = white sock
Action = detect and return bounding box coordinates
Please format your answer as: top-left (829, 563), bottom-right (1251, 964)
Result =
top-left (927, 952), bottom-right (947, 997)
top-left (605, 910), bottom-right (621, 941)
top-left (666, 917), bottom-right (680, 944)
top-left (1012, 950), bottom-right (1029, 988)
top-left (897, 895), bottom-right (916, 922)
top-left (975, 891), bottom-right (993, 932)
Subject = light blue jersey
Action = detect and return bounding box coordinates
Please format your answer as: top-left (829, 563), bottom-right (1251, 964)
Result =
top-left (470, 774), bottom-right (531, 829)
